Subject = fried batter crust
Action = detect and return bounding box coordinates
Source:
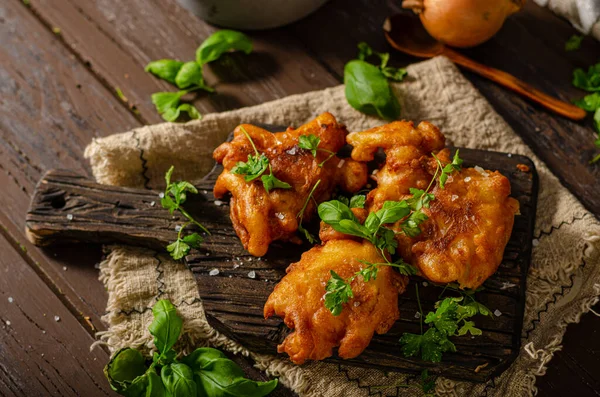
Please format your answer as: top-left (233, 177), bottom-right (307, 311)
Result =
top-left (264, 238), bottom-right (407, 364)
top-left (213, 112), bottom-right (367, 256)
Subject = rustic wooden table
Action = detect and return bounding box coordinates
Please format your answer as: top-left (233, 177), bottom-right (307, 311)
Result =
top-left (1, 0), bottom-right (599, 396)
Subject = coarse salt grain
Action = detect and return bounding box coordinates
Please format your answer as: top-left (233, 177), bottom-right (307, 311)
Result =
top-left (159, 192), bottom-right (165, 198)
top-left (233, 263), bottom-right (240, 269)
top-left (353, 301), bottom-right (361, 307)
top-left (203, 190), bottom-right (208, 195)
top-left (532, 239), bottom-right (539, 247)
top-left (214, 200), bottom-right (223, 206)
top-left (248, 271), bottom-right (256, 279)
top-left (150, 201), bottom-right (156, 207)
top-left (501, 282), bottom-right (516, 290)
top-left (209, 269), bottom-right (220, 276)
top-left (54, 316), bottom-right (60, 322)
top-left (8, 297), bottom-right (14, 303)
top-left (371, 169), bottom-right (378, 175)
top-left (205, 252), bottom-right (210, 256)
top-left (474, 166), bottom-right (488, 177)
top-left (464, 176), bottom-right (472, 183)
top-left (66, 214), bottom-right (73, 221)
top-left (175, 225), bottom-right (182, 232)
top-left (451, 195), bottom-right (459, 201)
top-left (494, 309), bottom-right (502, 317)
top-left (275, 212), bottom-right (285, 220)
top-left (422, 281), bottom-right (428, 287)
top-left (286, 146), bottom-right (299, 155)
top-left (507, 153), bottom-right (512, 158)
top-left (5, 320), bottom-right (11, 326)
top-left (337, 159), bottom-right (345, 168)
top-left (62, 266), bottom-right (67, 271)
top-left (415, 312), bottom-right (421, 319)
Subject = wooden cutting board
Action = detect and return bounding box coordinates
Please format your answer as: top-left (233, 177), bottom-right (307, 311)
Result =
top-left (26, 140), bottom-right (537, 383)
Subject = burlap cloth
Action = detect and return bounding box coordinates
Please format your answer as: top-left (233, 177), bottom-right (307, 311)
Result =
top-left (86, 56), bottom-right (600, 396)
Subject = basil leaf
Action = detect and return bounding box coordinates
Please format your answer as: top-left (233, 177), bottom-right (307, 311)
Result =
top-left (145, 59), bottom-right (184, 85)
top-left (151, 91), bottom-right (186, 114)
top-left (175, 61), bottom-right (205, 89)
top-left (149, 300), bottom-right (183, 355)
top-left (161, 363), bottom-right (197, 397)
top-left (146, 370), bottom-right (166, 397)
top-left (337, 219), bottom-right (371, 239)
top-left (104, 348), bottom-right (149, 395)
top-left (181, 347), bottom-right (278, 397)
top-left (261, 173), bottom-right (291, 193)
top-left (377, 201), bottom-right (410, 224)
top-left (318, 200), bottom-right (360, 230)
top-left (162, 103), bottom-right (202, 122)
top-left (344, 59), bottom-right (400, 120)
top-left (196, 30), bottom-right (253, 65)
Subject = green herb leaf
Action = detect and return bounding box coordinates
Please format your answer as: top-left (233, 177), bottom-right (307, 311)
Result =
top-left (196, 30), bottom-right (253, 66)
top-left (181, 347), bottom-right (278, 397)
top-left (231, 154), bottom-right (269, 182)
top-left (399, 328), bottom-right (456, 363)
top-left (318, 200), bottom-right (361, 231)
top-left (162, 103), bottom-right (202, 122)
top-left (161, 363), bottom-right (197, 397)
top-left (149, 300), bottom-right (183, 356)
top-left (324, 270), bottom-right (354, 316)
top-left (298, 223), bottom-right (317, 244)
top-left (349, 195), bottom-right (366, 209)
top-left (344, 59), bottom-right (400, 121)
top-left (145, 60), bottom-right (184, 85)
top-left (356, 42), bottom-right (407, 82)
top-left (381, 66), bottom-right (407, 82)
top-left (146, 370), bottom-right (166, 397)
top-left (298, 134), bottom-right (321, 157)
top-left (261, 173), bottom-right (292, 193)
top-left (595, 108), bottom-right (600, 133)
top-left (356, 260), bottom-right (379, 282)
top-left (401, 210), bottom-right (428, 237)
top-left (573, 63), bottom-right (600, 92)
top-left (565, 34), bottom-right (583, 51)
top-left (390, 258), bottom-right (418, 276)
top-left (182, 233), bottom-right (203, 249)
top-left (104, 348), bottom-right (149, 394)
top-left (175, 61), bottom-right (206, 89)
top-left (151, 91), bottom-right (186, 114)
top-left (574, 92), bottom-right (600, 111)
top-left (406, 188), bottom-right (435, 211)
top-left (457, 320), bottom-right (482, 336)
top-left (424, 298), bottom-right (459, 336)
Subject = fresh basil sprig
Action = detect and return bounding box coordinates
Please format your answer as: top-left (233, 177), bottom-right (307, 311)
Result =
top-left (146, 30), bottom-right (252, 122)
top-left (344, 42), bottom-right (407, 121)
top-left (230, 127), bottom-right (291, 193)
top-left (161, 166), bottom-right (210, 260)
top-left (104, 299), bottom-right (278, 397)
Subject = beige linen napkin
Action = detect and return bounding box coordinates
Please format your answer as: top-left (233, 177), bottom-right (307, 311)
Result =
top-left (86, 56), bottom-right (600, 396)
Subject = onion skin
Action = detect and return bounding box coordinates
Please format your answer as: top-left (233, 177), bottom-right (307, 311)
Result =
top-left (406, 0), bottom-right (525, 48)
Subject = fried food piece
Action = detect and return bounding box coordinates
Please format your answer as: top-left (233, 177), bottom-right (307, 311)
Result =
top-left (264, 235), bottom-right (408, 364)
top-left (213, 113), bottom-right (367, 256)
top-left (398, 168), bottom-right (520, 289)
top-left (348, 120), bottom-right (519, 289)
top-left (347, 121), bottom-right (447, 211)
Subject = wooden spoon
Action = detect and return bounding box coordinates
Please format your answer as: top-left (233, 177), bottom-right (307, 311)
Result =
top-left (383, 13), bottom-right (586, 121)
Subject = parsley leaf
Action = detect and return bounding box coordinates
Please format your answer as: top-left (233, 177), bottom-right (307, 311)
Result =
top-left (425, 299), bottom-right (459, 336)
top-left (457, 320), bottom-right (482, 336)
top-left (298, 134), bottom-right (320, 156)
top-left (399, 328), bottom-right (456, 363)
top-left (231, 154), bottom-right (269, 182)
top-left (261, 171), bottom-right (292, 193)
top-left (573, 62), bottom-right (600, 92)
top-left (357, 42), bottom-right (407, 82)
top-left (167, 238), bottom-right (192, 260)
top-left (349, 194), bottom-right (366, 209)
top-left (574, 92), bottom-right (600, 112)
top-left (565, 35), bottom-right (583, 51)
top-left (324, 270), bottom-right (354, 316)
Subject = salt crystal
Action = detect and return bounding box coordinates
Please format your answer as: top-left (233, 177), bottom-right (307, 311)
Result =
top-left (5, 320), bottom-right (11, 326)
top-left (371, 169), bottom-right (378, 175)
top-left (175, 225), bottom-right (182, 232)
top-left (474, 166), bottom-right (488, 177)
top-left (353, 301), bottom-right (361, 307)
top-left (66, 214), bottom-right (73, 221)
top-left (532, 239), bottom-right (539, 247)
top-left (464, 176), bottom-right (472, 183)
top-left (214, 200), bottom-right (223, 206)
top-left (41, 353), bottom-right (44, 357)
top-left (422, 281), bottom-right (429, 287)
top-left (500, 282), bottom-right (516, 290)
top-left (94, 263), bottom-right (100, 269)
top-left (507, 153), bottom-right (512, 158)
top-left (245, 257), bottom-right (252, 262)
top-left (205, 252), bottom-right (210, 256)
top-left (62, 266), bottom-right (67, 271)
top-left (248, 271), bottom-right (256, 279)
top-left (150, 201), bottom-right (156, 207)
top-left (337, 159), bottom-right (345, 168)
top-left (275, 212), bottom-right (285, 220)
top-left (8, 297), bottom-right (13, 303)
top-left (54, 316), bottom-right (60, 322)
top-left (451, 195), bottom-right (459, 202)
top-left (286, 146), bottom-right (299, 155)
top-left (42, 330), bottom-right (46, 334)
top-left (209, 269), bottom-right (220, 276)
top-left (414, 312), bottom-right (421, 319)
top-left (229, 275), bottom-right (232, 278)
top-left (159, 192), bottom-right (165, 198)
top-left (203, 190), bottom-right (208, 195)
top-left (494, 309), bottom-right (502, 317)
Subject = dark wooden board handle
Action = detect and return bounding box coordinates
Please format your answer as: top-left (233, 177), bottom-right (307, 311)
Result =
top-left (25, 169), bottom-right (182, 249)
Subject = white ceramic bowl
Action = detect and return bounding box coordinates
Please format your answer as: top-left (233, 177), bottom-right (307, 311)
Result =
top-left (177, 0), bottom-right (330, 30)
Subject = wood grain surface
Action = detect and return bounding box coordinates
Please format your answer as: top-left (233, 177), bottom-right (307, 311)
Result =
top-left (2, 0), bottom-right (599, 394)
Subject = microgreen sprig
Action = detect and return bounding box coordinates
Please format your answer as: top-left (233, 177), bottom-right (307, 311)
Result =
top-left (298, 134), bottom-right (337, 167)
top-left (296, 179), bottom-right (321, 244)
top-left (161, 166), bottom-right (210, 260)
top-left (230, 127), bottom-right (291, 193)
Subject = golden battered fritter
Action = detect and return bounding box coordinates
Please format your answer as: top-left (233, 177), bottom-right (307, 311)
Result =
top-left (264, 236), bottom-right (407, 364)
top-left (213, 113), bottom-right (367, 256)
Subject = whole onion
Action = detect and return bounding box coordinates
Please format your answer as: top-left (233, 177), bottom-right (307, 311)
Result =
top-left (402, 0), bottom-right (525, 48)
